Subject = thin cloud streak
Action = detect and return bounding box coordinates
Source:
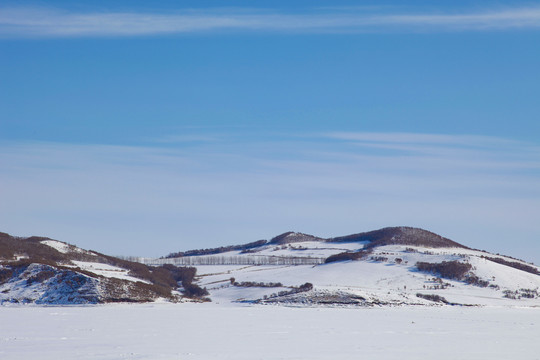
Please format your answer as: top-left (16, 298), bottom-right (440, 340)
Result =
top-left (1, 6), bottom-right (540, 38)
top-left (323, 132), bottom-right (520, 146)
top-left (1, 133), bottom-right (539, 264)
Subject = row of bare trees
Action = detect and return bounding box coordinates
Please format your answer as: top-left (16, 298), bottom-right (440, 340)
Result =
top-left (120, 255), bottom-right (324, 266)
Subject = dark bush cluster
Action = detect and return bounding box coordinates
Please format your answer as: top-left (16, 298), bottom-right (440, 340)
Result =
top-left (464, 274), bottom-right (489, 287)
top-left (239, 249), bottom-right (258, 254)
top-left (297, 282), bottom-right (314, 291)
top-left (325, 250), bottom-right (372, 264)
top-left (503, 288), bottom-right (539, 300)
top-left (0, 268), bottom-right (14, 284)
top-left (423, 277), bottom-right (452, 290)
top-left (416, 261), bottom-right (472, 281)
top-left (327, 227), bottom-right (468, 249)
top-left (264, 282), bottom-right (314, 299)
top-left (165, 240), bottom-right (268, 258)
top-left (233, 281), bottom-right (283, 288)
top-left (416, 260), bottom-right (491, 288)
top-left (416, 293), bottom-right (449, 304)
top-left (182, 283), bottom-right (209, 298)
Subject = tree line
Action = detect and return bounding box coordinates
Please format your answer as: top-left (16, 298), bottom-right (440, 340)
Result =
top-left (121, 255), bottom-right (324, 266)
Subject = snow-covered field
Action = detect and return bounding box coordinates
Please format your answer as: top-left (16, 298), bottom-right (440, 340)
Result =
top-left (1, 303), bottom-right (538, 360)
top-left (195, 244), bottom-right (540, 307)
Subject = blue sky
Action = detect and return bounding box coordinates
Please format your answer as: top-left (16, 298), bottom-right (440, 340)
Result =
top-left (1, 1), bottom-right (540, 263)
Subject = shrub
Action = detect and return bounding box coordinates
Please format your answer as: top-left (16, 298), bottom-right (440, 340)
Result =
top-left (298, 282), bottom-right (313, 291)
top-left (416, 293), bottom-right (449, 304)
top-left (464, 274), bottom-right (489, 287)
top-left (416, 261), bottom-right (472, 281)
top-left (182, 283), bottom-right (209, 298)
top-left (233, 281), bottom-right (283, 288)
top-left (265, 282), bottom-right (313, 299)
top-left (325, 250), bottom-right (372, 264)
top-left (0, 268), bottom-right (13, 284)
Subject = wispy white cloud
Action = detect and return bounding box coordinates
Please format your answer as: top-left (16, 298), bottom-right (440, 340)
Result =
top-left (1, 6), bottom-right (540, 38)
top-left (1, 133), bottom-right (539, 263)
top-left (323, 132), bottom-right (518, 146)
top-left (320, 132), bottom-right (540, 171)
top-left (151, 134), bottom-right (223, 144)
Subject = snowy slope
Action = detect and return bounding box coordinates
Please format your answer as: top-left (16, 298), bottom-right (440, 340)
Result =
top-left (2, 227), bottom-right (539, 307)
top-left (0, 232), bottom-right (205, 304)
top-left (187, 239), bottom-right (540, 307)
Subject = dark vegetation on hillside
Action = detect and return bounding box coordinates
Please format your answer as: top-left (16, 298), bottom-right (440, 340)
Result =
top-left (416, 261), bottom-right (489, 287)
top-left (324, 249), bottom-right (373, 264)
top-left (164, 240), bottom-right (268, 258)
top-left (163, 227), bottom-right (468, 260)
top-left (503, 288), bottom-right (540, 300)
top-left (0, 232), bottom-right (208, 301)
top-left (232, 280), bottom-right (283, 288)
top-left (0, 232), bottom-right (96, 263)
top-left (261, 282), bottom-right (314, 301)
top-left (268, 232), bottom-right (323, 245)
top-left (416, 261), bottom-right (472, 280)
top-left (328, 227), bottom-right (468, 249)
top-left (416, 293), bottom-right (450, 304)
top-left (481, 256), bottom-right (540, 275)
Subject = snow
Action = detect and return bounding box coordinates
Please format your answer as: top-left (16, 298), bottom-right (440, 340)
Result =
top-left (5, 239), bottom-right (539, 307)
top-left (40, 240), bottom-right (96, 256)
top-left (253, 241), bottom-right (368, 258)
top-left (143, 241), bottom-right (368, 266)
top-left (40, 240), bottom-right (72, 253)
top-left (0, 303), bottom-right (538, 360)
top-left (69, 261), bottom-right (150, 284)
top-left (0, 263), bottom-right (99, 305)
top-left (2, 237), bottom-right (540, 358)
top-left (194, 244), bottom-right (540, 307)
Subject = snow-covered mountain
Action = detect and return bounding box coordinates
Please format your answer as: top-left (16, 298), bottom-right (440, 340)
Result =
top-left (0, 232), bottom-right (207, 304)
top-left (2, 227), bottom-right (539, 307)
top-left (153, 227), bottom-right (540, 307)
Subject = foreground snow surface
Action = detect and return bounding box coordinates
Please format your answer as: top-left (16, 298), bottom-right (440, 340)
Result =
top-left (1, 304), bottom-right (539, 360)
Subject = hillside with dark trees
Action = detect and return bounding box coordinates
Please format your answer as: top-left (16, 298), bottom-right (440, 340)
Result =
top-left (0, 232), bottom-right (208, 303)
top-left (327, 227), bottom-right (468, 249)
top-left (164, 227), bottom-right (468, 260)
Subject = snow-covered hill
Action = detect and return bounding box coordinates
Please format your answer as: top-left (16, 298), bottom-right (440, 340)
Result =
top-left (2, 227), bottom-right (539, 307)
top-left (0, 232), bottom-right (207, 304)
top-left (153, 227), bottom-right (540, 307)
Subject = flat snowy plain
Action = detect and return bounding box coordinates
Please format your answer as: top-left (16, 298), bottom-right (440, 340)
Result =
top-left (1, 303), bottom-right (538, 359)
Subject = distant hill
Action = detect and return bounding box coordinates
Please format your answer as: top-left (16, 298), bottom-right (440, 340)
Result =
top-left (327, 226), bottom-right (468, 249)
top-left (156, 227), bottom-right (540, 307)
top-left (3, 227), bottom-right (540, 307)
top-left (164, 226), bottom-right (467, 259)
top-left (0, 232), bottom-right (208, 305)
